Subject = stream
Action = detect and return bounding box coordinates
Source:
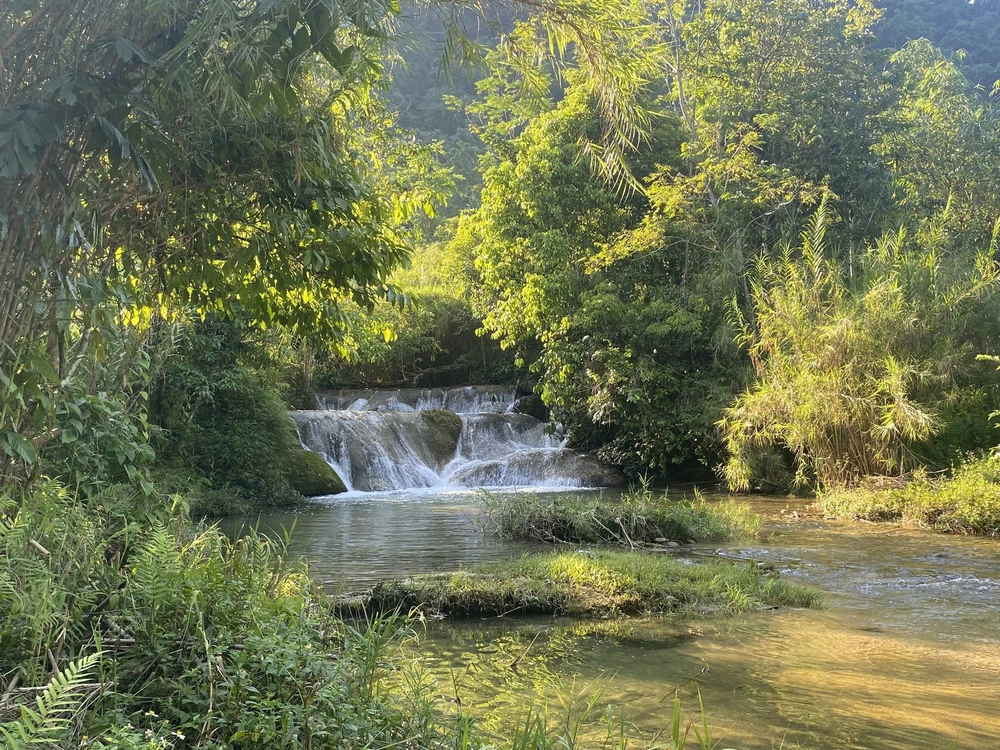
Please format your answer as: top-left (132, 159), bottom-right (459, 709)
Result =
top-left (224, 490), bottom-right (1000, 750)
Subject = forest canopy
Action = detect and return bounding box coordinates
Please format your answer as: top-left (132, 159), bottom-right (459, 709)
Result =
top-left (3, 0), bottom-right (1000, 494)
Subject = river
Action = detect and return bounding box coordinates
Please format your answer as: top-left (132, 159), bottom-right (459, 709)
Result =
top-left (223, 490), bottom-right (1000, 750)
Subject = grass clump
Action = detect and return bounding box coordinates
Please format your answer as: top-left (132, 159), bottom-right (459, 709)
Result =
top-left (821, 453), bottom-right (1000, 535)
top-left (352, 550), bottom-right (820, 618)
top-left (481, 486), bottom-right (760, 546)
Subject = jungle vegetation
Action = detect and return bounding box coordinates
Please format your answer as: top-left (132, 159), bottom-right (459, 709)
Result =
top-left (4, 0), bottom-right (1000, 746)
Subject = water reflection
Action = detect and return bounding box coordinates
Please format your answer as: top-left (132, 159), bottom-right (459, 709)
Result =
top-left (218, 489), bottom-right (547, 589)
top-left (224, 490), bottom-right (1000, 748)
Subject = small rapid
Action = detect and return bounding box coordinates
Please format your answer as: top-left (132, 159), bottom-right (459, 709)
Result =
top-left (292, 386), bottom-right (624, 492)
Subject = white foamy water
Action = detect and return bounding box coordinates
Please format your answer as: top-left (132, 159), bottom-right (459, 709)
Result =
top-left (292, 386), bottom-right (623, 492)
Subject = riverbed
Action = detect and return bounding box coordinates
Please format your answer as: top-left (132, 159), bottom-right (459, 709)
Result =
top-left (223, 491), bottom-right (1000, 749)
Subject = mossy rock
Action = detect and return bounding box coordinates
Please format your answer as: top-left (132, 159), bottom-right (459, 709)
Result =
top-left (420, 409), bottom-right (463, 465)
top-left (285, 449), bottom-right (347, 496)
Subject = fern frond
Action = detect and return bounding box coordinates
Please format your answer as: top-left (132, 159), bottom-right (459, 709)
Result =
top-left (0, 652), bottom-right (102, 750)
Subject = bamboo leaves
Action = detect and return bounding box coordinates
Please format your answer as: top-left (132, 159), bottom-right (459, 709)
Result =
top-left (720, 204), bottom-right (1000, 490)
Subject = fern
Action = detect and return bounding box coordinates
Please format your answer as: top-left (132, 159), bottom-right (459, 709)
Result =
top-left (0, 653), bottom-right (101, 749)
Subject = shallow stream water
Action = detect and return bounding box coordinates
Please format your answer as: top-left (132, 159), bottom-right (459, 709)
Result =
top-left (223, 491), bottom-right (1000, 749)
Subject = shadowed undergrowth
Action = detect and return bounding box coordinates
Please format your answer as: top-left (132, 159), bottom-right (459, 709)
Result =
top-left (348, 550), bottom-right (820, 619)
top-left (480, 486), bottom-right (761, 546)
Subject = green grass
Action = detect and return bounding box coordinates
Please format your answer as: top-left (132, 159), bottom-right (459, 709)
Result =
top-left (821, 453), bottom-right (1000, 535)
top-left (480, 486), bottom-right (760, 546)
top-left (349, 550), bottom-right (820, 619)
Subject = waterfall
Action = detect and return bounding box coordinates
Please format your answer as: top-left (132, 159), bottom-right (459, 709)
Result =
top-left (293, 386), bottom-right (625, 492)
top-left (316, 386), bottom-right (516, 414)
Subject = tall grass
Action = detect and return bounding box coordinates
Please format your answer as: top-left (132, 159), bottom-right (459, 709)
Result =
top-left (480, 485), bottom-right (760, 546)
top-left (720, 203), bottom-right (1000, 491)
top-left (821, 453), bottom-right (1000, 535)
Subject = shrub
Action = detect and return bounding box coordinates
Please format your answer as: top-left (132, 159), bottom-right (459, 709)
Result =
top-left (480, 485), bottom-right (760, 546)
top-left (821, 453), bottom-right (1000, 535)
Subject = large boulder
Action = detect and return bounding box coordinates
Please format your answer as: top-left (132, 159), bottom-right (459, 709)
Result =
top-left (513, 394), bottom-right (549, 422)
top-left (285, 449), bottom-right (348, 496)
top-left (420, 409), bottom-right (463, 466)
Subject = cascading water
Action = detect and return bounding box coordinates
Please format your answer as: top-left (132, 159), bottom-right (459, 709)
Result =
top-left (291, 386), bottom-right (625, 492)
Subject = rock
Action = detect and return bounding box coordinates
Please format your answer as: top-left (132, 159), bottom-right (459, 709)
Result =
top-left (666, 541), bottom-right (681, 548)
top-left (446, 449), bottom-right (627, 488)
top-left (687, 539), bottom-right (697, 545)
top-left (515, 379), bottom-right (537, 397)
top-left (655, 537), bottom-right (667, 543)
top-left (513, 394), bottom-right (549, 421)
top-left (284, 449), bottom-right (347, 496)
top-left (420, 409), bottom-right (463, 465)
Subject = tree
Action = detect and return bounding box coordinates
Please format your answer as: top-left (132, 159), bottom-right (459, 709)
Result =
top-left (0, 0), bottom-right (665, 486)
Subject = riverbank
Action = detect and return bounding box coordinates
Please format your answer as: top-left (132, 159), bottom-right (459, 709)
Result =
top-left (480, 486), bottom-right (760, 545)
top-left (343, 549), bottom-right (820, 618)
top-left (820, 454), bottom-right (1000, 535)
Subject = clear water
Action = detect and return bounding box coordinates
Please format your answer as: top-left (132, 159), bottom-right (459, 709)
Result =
top-left (225, 491), bottom-right (1000, 749)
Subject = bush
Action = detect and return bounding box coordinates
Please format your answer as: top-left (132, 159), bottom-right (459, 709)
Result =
top-left (480, 485), bottom-right (760, 546)
top-left (149, 320), bottom-right (303, 512)
top-left (820, 453), bottom-right (1000, 535)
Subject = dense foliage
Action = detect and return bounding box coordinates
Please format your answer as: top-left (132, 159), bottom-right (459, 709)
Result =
top-left (148, 320), bottom-right (307, 512)
top-left (6, 0), bottom-right (1000, 744)
top-left (875, 0), bottom-right (1000, 89)
top-left (721, 204), bottom-right (1000, 490)
top-left (440, 0), bottom-right (1000, 488)
top-left (0, 482), bottom-right (480, 748)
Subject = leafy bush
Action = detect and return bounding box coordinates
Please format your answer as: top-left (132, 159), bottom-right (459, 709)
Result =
top-left (150, 320), bottom-right (303, 512)
top-left (480, 486), bottom-right (759, 546)
top-left (821, 453), bottom-right (1000, 535)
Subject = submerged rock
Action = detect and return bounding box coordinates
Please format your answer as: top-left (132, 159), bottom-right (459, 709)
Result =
top-left (285, 449), bottom-right (347, 496)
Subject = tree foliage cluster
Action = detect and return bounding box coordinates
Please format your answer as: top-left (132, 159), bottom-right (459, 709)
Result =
top-left (448, 0), bottom-right (1000, 488)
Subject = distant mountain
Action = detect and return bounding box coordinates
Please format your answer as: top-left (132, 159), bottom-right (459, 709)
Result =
top-left (875, 0), bottom-right (1000, 89)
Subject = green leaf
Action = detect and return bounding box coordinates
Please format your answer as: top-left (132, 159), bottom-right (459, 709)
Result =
top-left (7, 432), bottom-right (38, 464)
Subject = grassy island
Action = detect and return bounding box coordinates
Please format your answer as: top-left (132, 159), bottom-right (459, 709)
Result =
top-left (346, 550), bottom-right (820, 619)
top-left (481, 487), bottom-right (761, 546)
